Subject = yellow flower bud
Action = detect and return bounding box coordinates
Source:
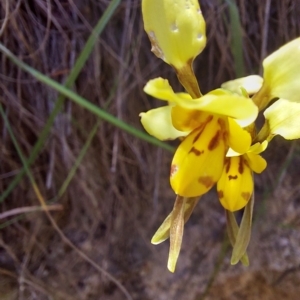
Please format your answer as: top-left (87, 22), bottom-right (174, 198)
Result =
top-left (142, 0), bottom-right (206, 70)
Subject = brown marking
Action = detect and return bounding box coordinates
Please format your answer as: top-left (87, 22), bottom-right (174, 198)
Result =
top-left (189, 147), bottom-right (204, 156)
top-left (228, 175), bottom-right (238, 180)
top-left (223, 130), bottom-right (229, 143)
top-left (224, 157), bottom-right (231, 173)
top-left (193, 115), bottom-right (214, 144)
top-left (208, 130), bottom-right (221, 151)
top-left (243, 157), bottom-right (250, 167)
top-left (192, 124), bottom-right (206, 143)
top-left (218, 118), bottom-right (226, 128)
top-left (170, 164), bottom-right (178, 177)
top-left (218, 190), bottom-right (224, 198)
top-left (198, 176), bottom-right (214, 188)
top-left (238, 156), bottom-right (244, 174)
top-left (241, 192), bottom-right (251, 201)
top-left (205, 115), bottom-right (214, 123)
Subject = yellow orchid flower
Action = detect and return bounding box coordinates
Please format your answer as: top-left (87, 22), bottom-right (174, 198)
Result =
top-left (140, 78), bottom-right (258, 198)
top-left (217, 141), bottom-right (268, 212)
top-left (140, 77), bottom-right (257, 272)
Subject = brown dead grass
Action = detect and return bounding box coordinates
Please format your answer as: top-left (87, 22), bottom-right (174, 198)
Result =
top-left (0, 0), bottom-right (300, 299)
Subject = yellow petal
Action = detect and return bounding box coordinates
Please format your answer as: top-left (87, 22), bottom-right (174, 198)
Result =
top-left (217, 156), bottom-right (253, 212)
top-left (171, 89), bottom-right (258, 127)
top-left (143, 77), bottom-right (178, 102)
top-left (170, 115), bottom-right (226, 197)
top-left (142, 0), bottom-right (206, 70)
top-left (140, 106), bottom-right (188, 140)
top-left (248, 141), bottom-right (268, 154)
top-left (263, 98), bottom-right (300, 139)
top-left (221, 75), bottom-right (263, 95)
top-left (227, 118), bottom-right (251, 154)
top-left (227, 140), bottom-right (268, 157)
top-left (253, 38), bottom-right (300, 109)
top-left (144, 80), bottom-right (258, 127)
top-left (245, 153), bottom-right (267, 174)
top-left (171, 106), bottom-right (207, 131)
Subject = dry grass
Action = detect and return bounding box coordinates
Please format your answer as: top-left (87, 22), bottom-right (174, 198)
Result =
top-left (1, 0), bottom-right (300, 299)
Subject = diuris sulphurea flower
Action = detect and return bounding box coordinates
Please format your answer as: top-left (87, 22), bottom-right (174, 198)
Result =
top-left (140, 0), bottom-right (300, 272)
top-left (140, 78), bottom-right (257, 199)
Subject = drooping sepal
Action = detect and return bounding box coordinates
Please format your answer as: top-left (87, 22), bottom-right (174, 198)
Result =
top-left (226, 210), bottom-right (249, 266)
top-left (151, 197), bottom-right (199, 245)
top-left (230, 193), bottom-right (254, 265)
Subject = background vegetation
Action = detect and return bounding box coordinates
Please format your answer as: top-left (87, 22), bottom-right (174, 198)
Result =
top-left (1, 0), bottom-right (300, 299)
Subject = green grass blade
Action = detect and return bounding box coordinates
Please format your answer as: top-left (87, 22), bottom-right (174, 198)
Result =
top-left (57, 121), bottom-right (100, 200)
top-left (0, 43), bottom-right (174, 152)
top-left (226, 0), bottom-right (245, 77)
top-left (65, 0), bottom-right (121, 87)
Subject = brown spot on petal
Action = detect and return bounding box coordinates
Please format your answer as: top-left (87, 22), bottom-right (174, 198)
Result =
top-left (206, 115), bottom-right (214, 123)
top-left (238, 156), bottom-right (244, 174)
top-left (225, 157), bottom-right (231, 173)
top-left (242, 192), bottom-right (251, 201)
top-left (198, 176), bottom-right (214, 188)
top-left (189, 147), bottom-right (204, 156)
top-left (170, 164), bottom-right (178, 177)
top-left (192, 124), bottom-right (205, 144)
top-left (208, 130), bottom-right (221, 151)
top-left (218, 118), bottom-right (226, 128)
top-left (193, 115), bottom-right (214, 144)
top-left (218, 190), bottom-right (224, 199)
top-left (243, 157), bottom-right (250, 167)
top-left (228, 175), bottom-right (238, 180)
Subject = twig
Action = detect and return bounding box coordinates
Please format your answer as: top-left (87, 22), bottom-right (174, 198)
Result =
top-left (0, 205), bottom-right (63, 220)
